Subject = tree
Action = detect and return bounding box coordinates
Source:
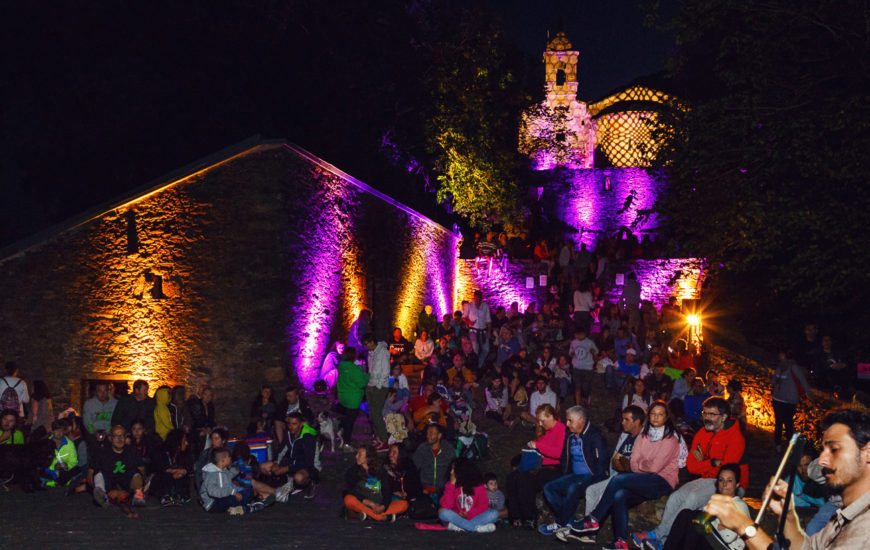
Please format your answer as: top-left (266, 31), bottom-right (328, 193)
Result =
top-left (652, 0), bottom-right (870, 355)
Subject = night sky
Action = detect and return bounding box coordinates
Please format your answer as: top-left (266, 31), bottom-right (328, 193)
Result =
top-left (0, 1), bottom-right (677, 250)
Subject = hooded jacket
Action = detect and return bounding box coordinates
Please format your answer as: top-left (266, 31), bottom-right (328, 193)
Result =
top-left (49, 435), bottom-right (78, 471)
top-left (199, 462), bottom-right (239, 511)
top-left (275, 423), bottom-right (318, 474)
top-left (154, 388), bottom-right (173, 440)
top-left (412, 440), bottom-right (455, 490)
top-left (337, 361), bottom-right (369, 409)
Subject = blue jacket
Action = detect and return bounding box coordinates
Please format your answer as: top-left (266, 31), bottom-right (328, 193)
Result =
top-left (558, 422), bottom-right (609, 482)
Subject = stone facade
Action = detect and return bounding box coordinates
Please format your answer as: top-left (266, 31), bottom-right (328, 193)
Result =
top-left (0, 142), bottom-right (458, 424)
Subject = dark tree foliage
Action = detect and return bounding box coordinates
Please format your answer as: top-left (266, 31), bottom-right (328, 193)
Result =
top-left (652, 0), bottom-right (870, 356)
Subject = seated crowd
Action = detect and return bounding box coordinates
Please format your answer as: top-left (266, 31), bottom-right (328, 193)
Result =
top-left (0, 284), bottom-right (865, 549)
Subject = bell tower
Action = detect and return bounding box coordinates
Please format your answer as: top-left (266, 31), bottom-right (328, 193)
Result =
top-left (518, 32), bottom-right (596, 170)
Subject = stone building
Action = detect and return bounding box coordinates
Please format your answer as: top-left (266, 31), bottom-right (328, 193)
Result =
top-left (0, 138), bottom-right (458, 423)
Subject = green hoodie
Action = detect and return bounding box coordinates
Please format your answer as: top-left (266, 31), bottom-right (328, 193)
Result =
top-left (337, 361), bottom-right (369, 409)
top-left (49, 436), bottom-right (78, 471)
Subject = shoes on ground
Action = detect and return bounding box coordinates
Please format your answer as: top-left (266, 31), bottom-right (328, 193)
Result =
top-left (372, 441), bottom-right (390, 452)
top-left (275, 480), bottom-right (295, 503)
top-left (569, 516), bottom-right (600, 534)
top-left (303, 482), bottom-right (316, 500)
top-left (93, 487), bottom-right (110, 509)
top-left (643, 539), bottom-right (664, 550)
top-left (447, 522), bottom-right (463, 532)
top-left (227, 505), bottom-right (245, 516)
top-left (632, 531), bottom-right (658, 549)
top-left (475, 523), bottom-right (496, 533)
top-left (602, 539), bottom-right (629, 550)
top-left (538, 522), bottom-right (563, 535)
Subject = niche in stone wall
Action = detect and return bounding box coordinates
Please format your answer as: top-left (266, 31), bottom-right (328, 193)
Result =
top-left (133, 270), bottom-right (170, 299)
top-left (124, 210), bottom-right (139, 255)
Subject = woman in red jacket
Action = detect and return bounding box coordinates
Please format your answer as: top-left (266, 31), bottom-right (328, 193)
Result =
top-left (506, 403), bottom-right (566, 527)
top-left (438, 458), bottom-right (499, 532)
top-left (569, 401), bottom-right (681, 550)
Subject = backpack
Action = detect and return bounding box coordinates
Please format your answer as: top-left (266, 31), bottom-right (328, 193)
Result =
top-left (1, 379), bottom-right (21, 412)
top-left (408, 495), bottom-right (438, 520)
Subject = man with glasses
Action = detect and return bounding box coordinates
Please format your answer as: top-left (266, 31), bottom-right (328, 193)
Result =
top-left (632, 396), bottom-right (747, 550)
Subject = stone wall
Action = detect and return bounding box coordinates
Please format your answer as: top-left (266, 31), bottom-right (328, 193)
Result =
top-left (709, 346), bottom-right (840, 447)
top-left (541, 167), bottom-right (667, 248)
top-left (0, 143), bottom-right (458, 426)
top-left (454, 259), bottom-right (548, 313)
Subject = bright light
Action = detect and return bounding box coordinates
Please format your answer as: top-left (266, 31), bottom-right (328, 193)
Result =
top-left (686, 314), bottom-right (700, 326)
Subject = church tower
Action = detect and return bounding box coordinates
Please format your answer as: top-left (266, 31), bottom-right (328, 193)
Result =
top-left (519, 32), bottom-right (595, 170)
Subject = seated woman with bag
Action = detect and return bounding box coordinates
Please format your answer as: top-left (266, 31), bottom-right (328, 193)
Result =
top-left (343, 445), bottom-right (408, 522)
top-left (507, 403), bottom-right (565, 528)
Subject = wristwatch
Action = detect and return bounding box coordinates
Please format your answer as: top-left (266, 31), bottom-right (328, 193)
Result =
top-left (740, 523), bottom-right (758, 541)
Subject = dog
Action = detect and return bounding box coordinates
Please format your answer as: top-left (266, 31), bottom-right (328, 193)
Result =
top-left (317, 411), bottom-right (343, 453)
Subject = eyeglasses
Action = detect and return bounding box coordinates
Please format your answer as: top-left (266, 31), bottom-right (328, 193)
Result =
top-left (701, 412), bottom-right (724, 417)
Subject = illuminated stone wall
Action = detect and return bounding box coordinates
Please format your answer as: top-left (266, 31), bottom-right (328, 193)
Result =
top-left (542, 167), bottom-right (666, 249)
top-left (454, 259), bottom-right (546, 314)
top-left (602, 258), bottom-right (706, 310)
top-left (0, 143), bottom-right (458, 424)
top-left (709, 346), bottom-right (840, 447)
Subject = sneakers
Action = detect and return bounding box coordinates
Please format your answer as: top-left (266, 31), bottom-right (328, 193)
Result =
top-left (643, 540), bottom-right (664, 550)
top-left (475, 523), bottom-right (496, 533)
top-left (93, 487), bottom-right (110, 509)
top-left (555, 528), bottom-right (594, 543)
top-left (632, 531), bottom-right (659, 549)
top-left (569, 516), bottom-right (600, 535)
top-left (446, 522), bottom-right (463, 532)
top-left (387, 513), bottom-right (397, 523)
top-left (227, 505), bottom-right (245, 516)
top-left (160, 495), bottom-right (175, 507)
top-left (372, 440), bottom-right (390, 452)
top-left (245, 500), bottom-right (267, 514)
top-left (275, 480), bottom-right (295, 503)
top-left (132, 488), bottom-right (146, 506)
top-left (603, 539), bottom-right (629, 550)
top-left (303, 482), bottom-right (316, 500)
top-left (538, 522), bottom-right (563, 535)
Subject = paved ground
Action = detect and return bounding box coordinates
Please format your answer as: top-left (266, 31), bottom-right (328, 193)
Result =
top-left (0, 372), bottom-right (788, 549)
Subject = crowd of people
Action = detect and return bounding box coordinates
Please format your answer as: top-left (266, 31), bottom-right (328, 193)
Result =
top-left (1, 278), bottom-right (868, 548)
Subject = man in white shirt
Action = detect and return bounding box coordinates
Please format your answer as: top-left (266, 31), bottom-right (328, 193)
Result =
top-left (1, 362), bottom-right (29, 419)
top-left (363, 334), bottom-right (391, 452)
top-left (464, 290), bottom-right (492, 370)
top-left (82, 382), bottom-right (118, 434)
top-left (522, 376), bottom-right (558, 424)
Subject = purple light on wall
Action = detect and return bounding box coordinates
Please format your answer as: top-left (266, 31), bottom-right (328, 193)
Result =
top-left (557, 168), bottom-right (663, 248)
top-left (604, 258), bottom-right (706, 310)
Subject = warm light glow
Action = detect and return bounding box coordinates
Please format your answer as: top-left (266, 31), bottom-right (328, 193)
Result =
top-left (686, 314), bottom-right (700, 326)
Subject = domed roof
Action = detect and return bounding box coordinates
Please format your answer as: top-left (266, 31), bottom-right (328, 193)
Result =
top-left (546, 32), bottom-right (572, 52)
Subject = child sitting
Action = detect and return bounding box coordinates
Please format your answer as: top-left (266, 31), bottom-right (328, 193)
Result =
top-left (484, 472), bottom-right (507, 521)
top-left (200, 447), bottom-right (249, 514)
top-left (390, 365), bottom-right (410, 403)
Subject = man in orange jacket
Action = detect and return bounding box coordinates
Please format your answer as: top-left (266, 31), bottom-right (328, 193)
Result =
top-left (632, 396), bottom-right (746, 550)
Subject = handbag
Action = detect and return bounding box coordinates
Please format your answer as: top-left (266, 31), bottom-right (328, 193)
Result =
top-left (517, 448), bottom-right (543, 472)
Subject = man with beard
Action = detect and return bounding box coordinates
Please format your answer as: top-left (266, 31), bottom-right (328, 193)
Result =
top-left (705, 408), bottom-right (870, 549)
top-left (633, 396), bottom-right (746, 550)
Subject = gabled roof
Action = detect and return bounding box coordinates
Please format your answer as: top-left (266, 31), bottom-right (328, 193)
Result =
top-left (0, 136), bottom-right (454, 263)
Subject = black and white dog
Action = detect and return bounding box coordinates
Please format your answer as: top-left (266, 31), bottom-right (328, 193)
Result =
top-left (317, 411), bottom-right (343, 453)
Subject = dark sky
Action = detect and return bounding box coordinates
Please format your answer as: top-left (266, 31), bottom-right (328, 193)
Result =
top-left (493, 0), bottom-right (679, 100)
top-left (0, 1), bottom-right (679, 250)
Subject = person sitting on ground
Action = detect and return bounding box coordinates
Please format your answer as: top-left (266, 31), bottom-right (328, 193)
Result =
top-left (510, 404), bottom-right (565, 528)
top-left (111, 380), bottom-right (155, 432)
top-left (413, 423), bottom-right (455, 496)
top-left (200, 447), bottom-right (250, 514)
top-left (538, 405), bottom-right (609, 535)
top-left (622, 377), bottom-right (654, 412)
top-left (614, 327), bottom-right (638, 361)
top-left (343, 444), bottom-right (409, 521)
top-left (258, 412), bottom-right (318, 502)
top-left (0, 408), bottom-right (24, 445)
top-left (388, 328), bottom-right (412, 366)
top-left (521, 376), bottom-right (558, 425)
top-left (576, 405), bottom-right (646, 537)
top-left (496, 326), bottom-right (520, 367)
top-left (671, 367), bottom-right (695, 401)
top-left (153, 386), bottom-right (174, 440)
top-left (0, 408), bottom-right (27, 489)
top-left (274, 384), bottom-right (313, 439)
top-left (706, 371), bottom-right (725, 396)
top-left (438, 458), bottom-right (500, 532)
top-left (389, 364), bottom-right (410, 404)
top-left (413, 392), bottom-right (449, 434)
top-left (683, 377), bottom-right (711, 428)
top-left (485, 376), bottom-right (511, 426)
top-left (41, 418), bottom-right (78, 488)
top-left (83, 382), bottom-right (117, 436)
top-left (633, 396), bottom-right (745, 550)
top-left (247, 385), bottom-right (277, 437)
top-left (384, 442), bottom-right (422, 501)
top-left (644, 363), bottom-right (674, 402)
top-left (660, 463), bottom-right (749, 550)
top-left (337, 346), bottom-right (369, 450)
top-left (414, 330), bottom-right (436, 364)
top-left (703, 408), bottom-right (870, 550)
top-left (89, 425), bottom-right (147, 514)
top-left (568, 400), bottom-right (682, 549)
top-left (194, 427), bottom-right (228, 494)
top-left (128, 418), bottom-right (160, 475)
top-left (152, 429), bottom-right (192, 506)
top-left (793, 449), bottom-right (827, 509)
top-left (446, 354), bottom-right (476, 385)
top-left (667, 340), bottom-right (695, 376)
top-left (726, 380), bottom-right (746, 432)
top-left (485, 472), bottom-right (508, 520)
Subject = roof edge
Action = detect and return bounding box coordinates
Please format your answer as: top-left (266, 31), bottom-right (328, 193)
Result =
top-left (0, 136), bottom-right (456, 264)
